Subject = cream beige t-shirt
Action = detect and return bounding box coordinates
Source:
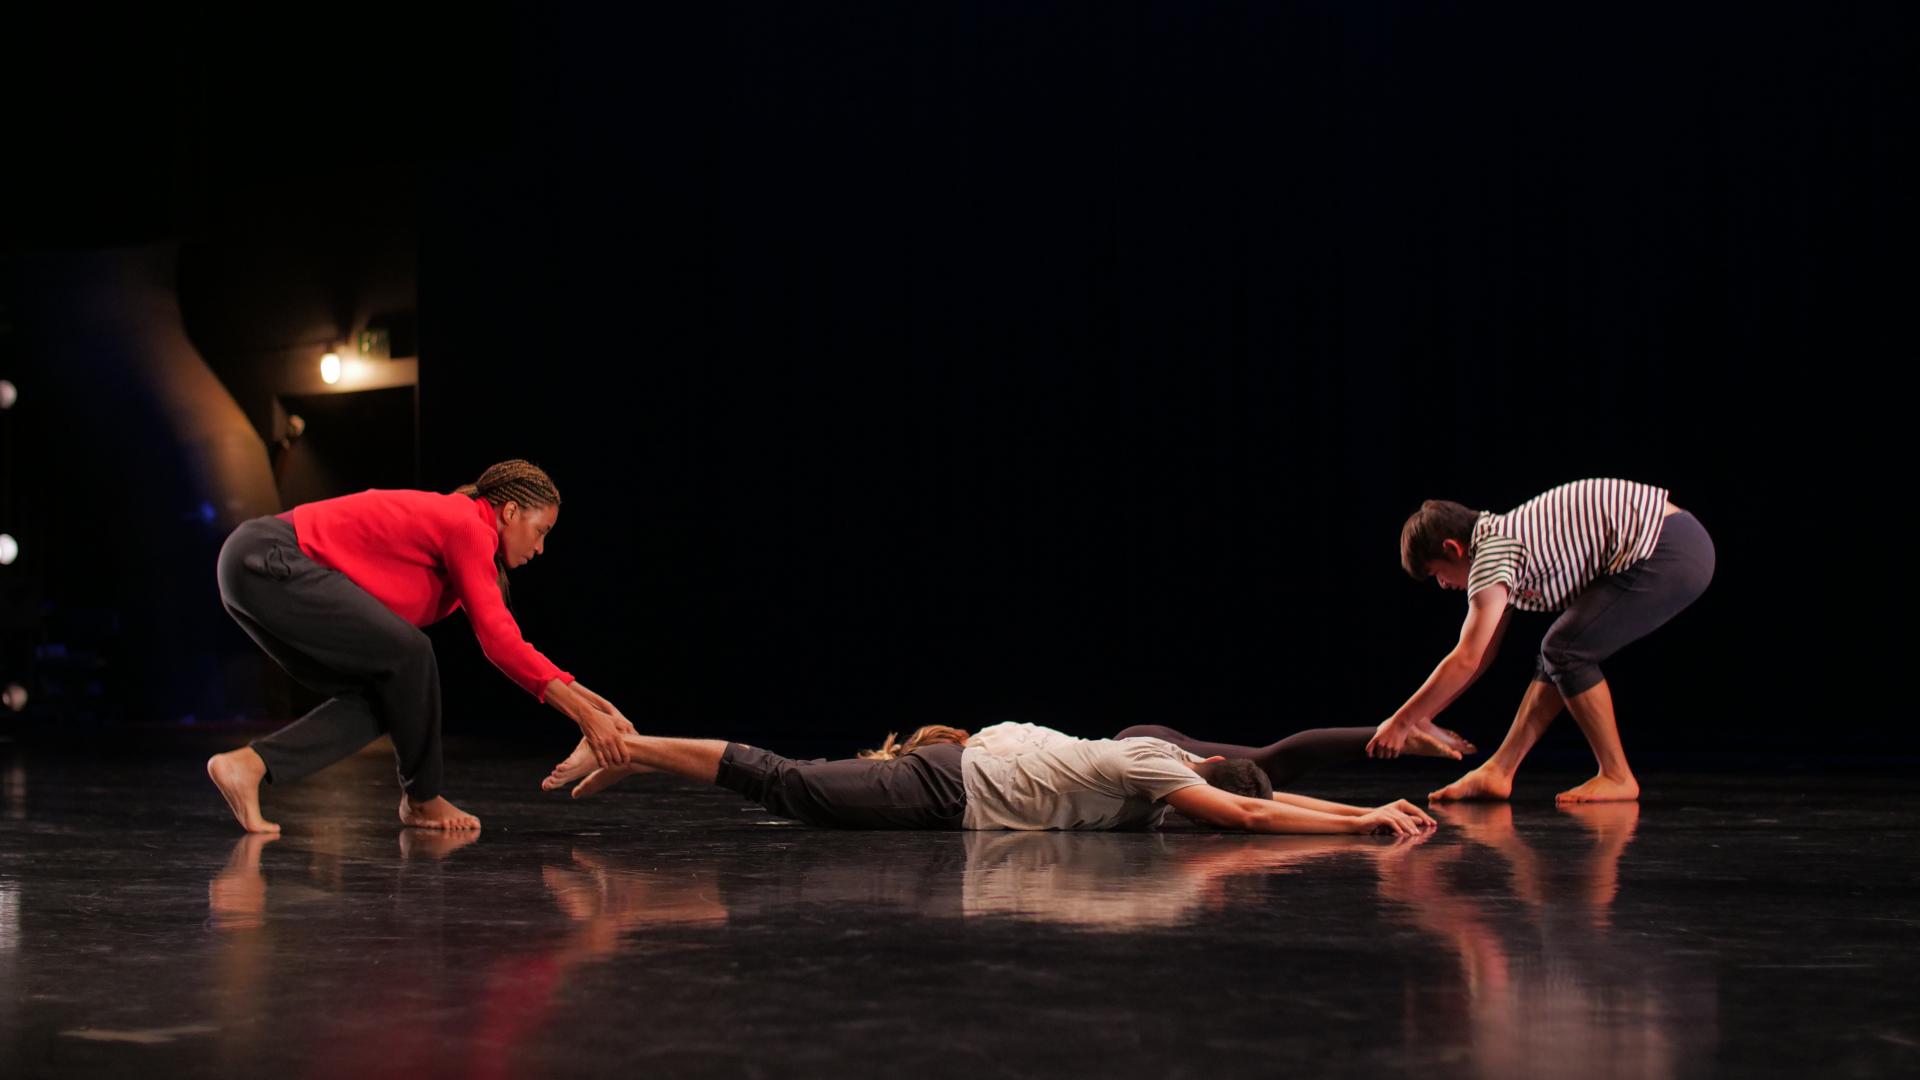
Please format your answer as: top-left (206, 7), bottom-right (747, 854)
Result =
top-left (960, 737), bottom-right (1206, 831)
top-left (967, 721), bottom-right (1080, 757)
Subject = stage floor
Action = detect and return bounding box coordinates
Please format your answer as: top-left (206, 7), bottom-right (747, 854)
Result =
top-left (0, 745), bottom-right (1914, 1077)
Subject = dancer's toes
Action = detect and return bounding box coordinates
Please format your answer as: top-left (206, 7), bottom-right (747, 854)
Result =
top-left (207, 749), bottom-right (280, 833)
top-left (1428, 766), bottom-right (1513, 803)
top-left (400, 795), bottom-right (483, 831)
top-left (1554, 775), bottom-right (1639, 804)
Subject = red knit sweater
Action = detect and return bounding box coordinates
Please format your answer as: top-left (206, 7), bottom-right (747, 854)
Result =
top-left (287, 490), bottom-right (574, 700)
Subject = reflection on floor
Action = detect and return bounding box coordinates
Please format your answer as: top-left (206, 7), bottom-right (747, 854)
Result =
top-left (1, 748), bottom-right (1915, 1077)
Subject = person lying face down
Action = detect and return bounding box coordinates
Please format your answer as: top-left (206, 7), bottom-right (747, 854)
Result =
top-left (542, 725), bottom-right (1436, 836)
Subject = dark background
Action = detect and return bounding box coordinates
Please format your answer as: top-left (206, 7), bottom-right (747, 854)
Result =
top-left (3, 2), bottom-right (1910, 760)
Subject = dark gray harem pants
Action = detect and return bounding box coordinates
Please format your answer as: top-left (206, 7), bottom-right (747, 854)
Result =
top-left (1535, 511), bottom-right (1716, 697)
top-left (715, 742), bottom-right (967, 829)
top-left (216, 516), bottom-right (445, 799)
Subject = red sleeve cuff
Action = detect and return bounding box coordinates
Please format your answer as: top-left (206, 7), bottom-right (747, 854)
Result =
top-left (534, 671), bottom-right (577, 703)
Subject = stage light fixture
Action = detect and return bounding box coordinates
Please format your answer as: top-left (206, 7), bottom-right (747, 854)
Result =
top-left (0, 380), bottom-right (15, 409)
top-left (0, 534), bottom-right (15, 566)
top-left (320, 352), bottom-right (342, 385)
top-left (1, 685), bottom-right (23, 713)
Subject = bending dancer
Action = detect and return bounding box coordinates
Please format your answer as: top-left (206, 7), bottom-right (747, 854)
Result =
top-left (208, 460), bottom-right (636, 833)
top-left (1369, 478), bottom-right (1714, 803)
top-left (543, 726), bottom-right (1437, 836)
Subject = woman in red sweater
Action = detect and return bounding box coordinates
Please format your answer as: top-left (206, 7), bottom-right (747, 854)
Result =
top-left (207, 460), bottom-right (634, 832)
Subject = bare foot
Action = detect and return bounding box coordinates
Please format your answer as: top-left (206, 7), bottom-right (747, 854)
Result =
top-left (1405, 724), bottom-right (1477, 760)
top-left (545, 738), bottom-right (658, 795)
top-left (1555, 774), bottom-right (1639, 803)
top-left (542, 739), bottom-right (599, 791)
top-left (207, 748), bottom-right (280, 833)
top-left (570, 766), bottom-right (643, 799)
top-left (399, 794), bottom-right (482, 831)
top-left (1429, 765), bottom-right (1513, 802)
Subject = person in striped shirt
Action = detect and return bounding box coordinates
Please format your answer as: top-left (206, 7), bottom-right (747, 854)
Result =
top-left (1367, 479), bottom-right (1715, 803)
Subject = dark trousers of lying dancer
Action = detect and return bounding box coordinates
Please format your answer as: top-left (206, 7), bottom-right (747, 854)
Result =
top-left (718, 742), bottom-right (969, 829)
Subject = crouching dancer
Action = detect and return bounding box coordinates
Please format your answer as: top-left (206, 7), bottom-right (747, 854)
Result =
top-left (544, 727), bottom-right (1435, 835)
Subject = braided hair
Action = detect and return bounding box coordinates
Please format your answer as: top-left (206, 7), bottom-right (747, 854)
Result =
top-left (455, 459), bottom-right (561, 609)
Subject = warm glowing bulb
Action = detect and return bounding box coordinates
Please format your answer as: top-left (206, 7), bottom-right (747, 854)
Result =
top-left (1, 684), bottom-right (24, 712)
top-left (0, 380), bottom-right (16, 409)
top-left (0, 534), bottom-right (16, 566)
top-left (320, 353), bottom-right (342, 384)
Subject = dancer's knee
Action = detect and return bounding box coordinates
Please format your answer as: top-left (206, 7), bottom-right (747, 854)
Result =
top-left (1540, 637), bottom-right (1603, 697)
top-left (389, 629), bottom-right (437, 675)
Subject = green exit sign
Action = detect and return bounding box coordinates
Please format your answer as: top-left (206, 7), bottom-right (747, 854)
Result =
top-left (357, 328), bottom-right (391, 360)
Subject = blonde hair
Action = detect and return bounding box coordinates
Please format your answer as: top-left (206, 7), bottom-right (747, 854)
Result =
top-left (859, 724), bottom-right (970, 761)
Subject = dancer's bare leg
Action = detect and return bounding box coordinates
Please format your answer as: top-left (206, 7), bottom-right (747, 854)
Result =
top-left (563, 735), bottom-right (730, 799)
top-left (625, 735), bottom-right (727, 779)
top-left (207, 747), bottom-right (281, 833)
top-left (1430, 680), bottom-right (1564, 802)
top-left (398, 794), bottom-right (481, 830)
top-left (1553, 679), bottom-right (1640, 803)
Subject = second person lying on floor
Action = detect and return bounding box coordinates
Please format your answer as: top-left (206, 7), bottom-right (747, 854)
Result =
top-left (542, 725), bottom-right (1436, 835)
top-left (544, 715), bottom-right (1474, 799)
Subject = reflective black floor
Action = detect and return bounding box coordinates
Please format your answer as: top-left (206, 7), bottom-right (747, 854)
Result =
top-left (1, 744), bottom-right (1916, 1078)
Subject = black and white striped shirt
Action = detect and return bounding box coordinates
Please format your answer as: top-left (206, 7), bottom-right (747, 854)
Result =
top-left (1467, 479), bottom-right (1671, 612)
